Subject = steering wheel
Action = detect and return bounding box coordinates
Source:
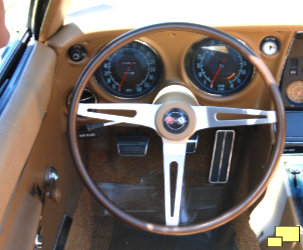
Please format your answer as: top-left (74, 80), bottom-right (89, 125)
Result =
top-left (68, 23), bottom-right (285, 235)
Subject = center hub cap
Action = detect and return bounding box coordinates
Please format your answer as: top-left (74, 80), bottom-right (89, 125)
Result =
top-left (163, 108), bottom-right (189, 134)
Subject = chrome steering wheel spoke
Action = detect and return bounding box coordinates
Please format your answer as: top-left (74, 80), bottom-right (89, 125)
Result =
top-left (78, 102), bottom-right (277, 227)
top-left (162, 138), bottom-right (187, 226)
top-left (77, 103), bottom-right (160, 130)
top-left (193, 106), bottom-right (277, 130)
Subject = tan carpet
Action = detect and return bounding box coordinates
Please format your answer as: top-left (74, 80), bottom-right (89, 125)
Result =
top-left (65, 126), bottom-right (261, 249)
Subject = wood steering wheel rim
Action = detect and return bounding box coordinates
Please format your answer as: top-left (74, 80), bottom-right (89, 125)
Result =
top-left (68, 22), bottom-right (285, 235)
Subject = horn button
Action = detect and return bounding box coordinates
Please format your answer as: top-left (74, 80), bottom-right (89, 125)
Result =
top-left (156, 102), bottom-right (196, 141)
top-left (163, 108), bottom-right (189, 134)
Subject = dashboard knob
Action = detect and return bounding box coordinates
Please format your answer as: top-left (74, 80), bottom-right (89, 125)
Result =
top-left (68, 45), bottom-right (87, 62)
top-left (261, 37), bottom-right (279, 56)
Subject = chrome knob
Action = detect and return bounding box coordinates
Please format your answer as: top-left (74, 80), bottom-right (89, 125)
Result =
top-left (34, 234), bottom-right (43, 249)
top-left (261, 37), bottom-right (279, 56)
top-left (45, 166), bottom-right (59, 187)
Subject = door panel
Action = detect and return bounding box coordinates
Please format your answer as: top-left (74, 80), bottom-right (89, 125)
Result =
top-left (0, 194), bottom-right (42, 249)
top-left (0, 42), bottom-right (56, 229)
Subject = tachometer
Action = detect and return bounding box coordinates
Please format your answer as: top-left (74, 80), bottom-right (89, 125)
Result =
top-left (185, 38), bottom-right (254, 95)
top-left (95, 41), bottom-right (162, 98)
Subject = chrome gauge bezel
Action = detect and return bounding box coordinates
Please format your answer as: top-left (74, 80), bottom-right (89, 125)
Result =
top-left (94, 40), bottom-right (163, 99)
top-left (184, 37), bottom-right (255, 96)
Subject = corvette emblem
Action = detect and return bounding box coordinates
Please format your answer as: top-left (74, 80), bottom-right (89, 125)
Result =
top-left (163, 108), bottom-right (189, 134)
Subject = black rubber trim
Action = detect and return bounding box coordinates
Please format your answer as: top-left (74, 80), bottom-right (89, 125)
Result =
top-left (219, 132), bottom-right (234, 182)
top-left (210, 132), bottom-right (224, 182)
top-left (54, 215), bottom-right (73, 250)
top-left (31, 0), bottom-right (50, 40)
top-left (0, 42), bottom-right (35, 115)
top-left (0, 30), bottom-right (31, 88)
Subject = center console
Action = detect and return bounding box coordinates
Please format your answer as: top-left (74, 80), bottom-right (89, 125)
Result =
top-left (279, 32), bottom-right (303, 225)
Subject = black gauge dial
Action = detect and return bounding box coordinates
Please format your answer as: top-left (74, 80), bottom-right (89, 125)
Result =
top-left (185, 38), bottom-right (254, 95)
top-left (95, 41), bottom-right (162, 98)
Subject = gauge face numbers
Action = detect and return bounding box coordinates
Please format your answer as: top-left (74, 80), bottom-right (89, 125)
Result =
top-left (186, 38), bottom-right (254, 95)
top-left (95, 41), bottom-right (162, 98)
top-left (286, 81), bottom-right (303, 104)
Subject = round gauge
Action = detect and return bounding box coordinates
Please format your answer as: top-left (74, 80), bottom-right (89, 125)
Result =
top-left (66, 88), bottom-right (98, 107)
top-left (185, 38), bottom-right (254, 95)
top-left (95, 41), bottom-right (162, 98)
top-left (286, 81), bottom-right (303, 104)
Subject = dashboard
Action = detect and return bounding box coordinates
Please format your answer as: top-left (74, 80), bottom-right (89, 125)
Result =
top-left (281, 33), bottom-right (303, 108)
top-left (93, 38), bottom-right (254, 99)
top-left (46, 25), bottom-right (296, 114)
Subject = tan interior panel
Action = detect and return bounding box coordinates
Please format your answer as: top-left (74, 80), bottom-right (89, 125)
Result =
top-left (38, 0), bottom-right (72, 42)
top-left (0, 43), bottom-right (56, 226)
top-left (0, 194), bottom-right (42, 250)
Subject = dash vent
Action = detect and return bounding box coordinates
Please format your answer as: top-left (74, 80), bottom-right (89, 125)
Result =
top-left (66, 88), bottom-right (98, 107)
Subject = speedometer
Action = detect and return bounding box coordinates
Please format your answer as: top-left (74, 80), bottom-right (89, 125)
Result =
top-left (185, 38), bottom-right (254, 95)
top-left (95, 41), bottom-right (162, 98)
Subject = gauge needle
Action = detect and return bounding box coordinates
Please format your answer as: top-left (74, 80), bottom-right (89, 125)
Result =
top-left (227, 73), bottom-right (235, 80)
top-left (210, 58), bottom-right (226, 87)
top-left (296, 90), bottom-right (303, 96)
top-left (118, 62), bottom-right (134, 91)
